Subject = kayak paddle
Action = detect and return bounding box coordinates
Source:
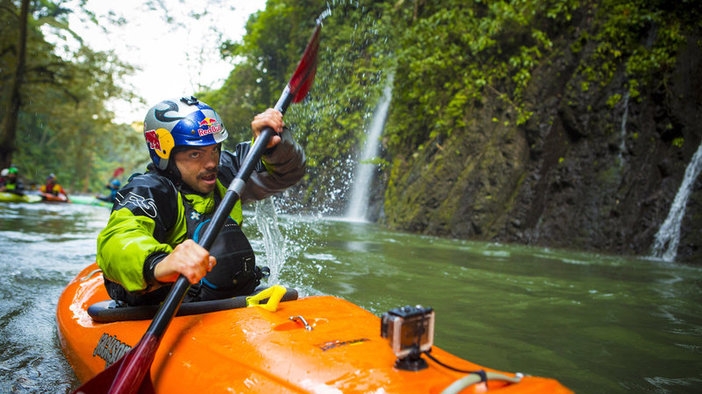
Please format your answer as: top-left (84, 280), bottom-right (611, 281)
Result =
top-left (73, 11), bottom-right (328, 394)
top-left (112, 167), bottom-right (125, 179)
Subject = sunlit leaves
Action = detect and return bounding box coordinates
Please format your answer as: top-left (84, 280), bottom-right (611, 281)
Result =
top-left (387, 0), bottom-right (567, 156)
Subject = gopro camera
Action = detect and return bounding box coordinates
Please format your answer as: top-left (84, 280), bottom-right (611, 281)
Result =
top-left (380, 305), bottom-right (435, 360)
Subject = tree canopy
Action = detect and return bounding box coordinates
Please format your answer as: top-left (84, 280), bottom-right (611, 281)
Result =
top-left (0, 0), bottom-right (143, 192)
top-left (1, 0), bottom-right (699, 212)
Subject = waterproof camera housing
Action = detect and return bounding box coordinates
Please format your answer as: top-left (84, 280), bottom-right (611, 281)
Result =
top-left (380, 305), bottom-right (435, 368)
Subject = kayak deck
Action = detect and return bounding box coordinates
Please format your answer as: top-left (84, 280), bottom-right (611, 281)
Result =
top-left (57, 264), bottom-right (573, 393)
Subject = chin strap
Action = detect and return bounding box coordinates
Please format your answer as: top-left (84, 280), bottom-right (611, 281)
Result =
top-left (158, 161), bottom-right (183, 188)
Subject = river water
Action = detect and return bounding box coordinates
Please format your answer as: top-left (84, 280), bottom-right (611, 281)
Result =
top-left (1, 199), bottom-right (701, 393)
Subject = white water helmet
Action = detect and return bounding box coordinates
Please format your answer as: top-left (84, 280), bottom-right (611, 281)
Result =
top-left (143, 96), bottom-right (228, 170)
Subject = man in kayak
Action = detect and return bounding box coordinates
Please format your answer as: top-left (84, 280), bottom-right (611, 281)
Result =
top-left (96, 178), bottom-right (121, 203)
top-left (0, 166), bottom-right (24, 194)
top-left (96, 96), bottom-right (305, 305)
top-left (40, 173), bottom-right (70, 201)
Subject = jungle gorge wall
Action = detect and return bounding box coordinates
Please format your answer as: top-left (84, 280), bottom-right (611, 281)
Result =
top-left (380, 2), bottom-right (702, 263)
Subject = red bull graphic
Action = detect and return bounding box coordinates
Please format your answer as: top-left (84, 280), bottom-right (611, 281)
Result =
top-left (144, 129), bottom-right (161, 151)
top-left (198, 117), bottom-right (223, 137)
top-left (144, 128), bottom-right (174, 159)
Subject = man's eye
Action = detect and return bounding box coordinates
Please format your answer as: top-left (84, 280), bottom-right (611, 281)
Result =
top-left (190, 152), bottom-right (201, 159)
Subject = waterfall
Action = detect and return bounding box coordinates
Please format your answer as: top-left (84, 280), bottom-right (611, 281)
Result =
top-left (651, 141), bottom-right (702, 262)
top-left (618, 92), bottom-right (629, 166)
top-left (345, 73), bottom-right (393, 221)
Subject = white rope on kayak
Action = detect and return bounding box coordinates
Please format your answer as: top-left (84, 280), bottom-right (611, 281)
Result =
top-left (441, 371), bottom-right (524, 394)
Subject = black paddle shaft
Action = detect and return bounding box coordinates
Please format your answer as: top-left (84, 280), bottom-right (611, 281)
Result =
top-left (146, 61), bottom-right (301, 338)
top-left (145, 125), bottom-right (276, 338)
top-left (144, 11), bottom-right (326, 344)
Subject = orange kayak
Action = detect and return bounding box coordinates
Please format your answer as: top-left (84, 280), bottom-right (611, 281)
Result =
top-left (57, 263), bottom-right (573, 393)
top-left (41, 192), bottom-right (69, 202)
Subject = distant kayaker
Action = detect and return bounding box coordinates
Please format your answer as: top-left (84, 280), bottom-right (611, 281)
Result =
top-left (96, 96), bottom-right (305, 305)
top-left (96, 178), bottom-right (121, 203)
top-left (0, 167), bottom-right (24, 194)
top-left (40, 173), bottom-right (70, 201)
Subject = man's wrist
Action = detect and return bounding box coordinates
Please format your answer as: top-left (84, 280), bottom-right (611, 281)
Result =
top-left (143, 252), bottom-right (168, 288)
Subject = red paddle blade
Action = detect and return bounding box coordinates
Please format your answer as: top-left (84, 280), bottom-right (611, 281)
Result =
top-left (288, 10), bottom-right (329, 103)
top-left (112, 167), bottom-right (125, 179)
top-left (73, 335), bottom-right (158, 394)
top-left (289, 27), bottom-right (320, 103)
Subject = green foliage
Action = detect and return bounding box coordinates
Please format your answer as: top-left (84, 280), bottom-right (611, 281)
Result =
top-left (386, 0), bottom-right (578, 156)
top-left (607, 93), bottom-right (623, 108)
top-left (672, 137), bottom-right (684, 148)
top-left (209, 0), bottom-right (396, 204)
top-left (1, 0), bottom-right (143, 192)
top-left (576, 0), bottom-right (694, 99)
top-left (3, 0), bottom-right (697, 207)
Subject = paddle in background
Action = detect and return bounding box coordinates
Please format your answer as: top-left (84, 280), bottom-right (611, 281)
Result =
top-left (110, 167), bottom-right (125, 187)
top-left (73, 10), bottom-right (330, 394)
top-left (112, 167), bottom-right (125, 180)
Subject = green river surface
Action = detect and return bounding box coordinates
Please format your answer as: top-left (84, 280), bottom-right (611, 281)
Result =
top-left (1, 199), bottom-right (701, 393)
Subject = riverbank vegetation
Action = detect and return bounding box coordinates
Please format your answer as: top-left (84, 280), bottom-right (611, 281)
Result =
top-left (2, 0), bottom-right (701, 260)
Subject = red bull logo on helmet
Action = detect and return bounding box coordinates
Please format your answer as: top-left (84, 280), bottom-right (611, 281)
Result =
top-left (144, 129), bottom-right (161, 151)
top-left (198, 117), bottom-right (223, 137)
top-left (144, 128), bottom-right (174, 159)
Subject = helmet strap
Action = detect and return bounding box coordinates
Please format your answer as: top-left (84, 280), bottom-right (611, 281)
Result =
top-left (165, 160), bottom-right (183, 187)
top-left (147, 161), bottom-right (183, 188)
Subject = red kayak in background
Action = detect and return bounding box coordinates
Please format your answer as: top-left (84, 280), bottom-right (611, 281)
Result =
top-left (40, 192), bottom-right (69, 202)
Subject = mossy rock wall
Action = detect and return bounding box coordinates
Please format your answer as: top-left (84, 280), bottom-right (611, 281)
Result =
top-left (383, 31), bottom-right (702, 263)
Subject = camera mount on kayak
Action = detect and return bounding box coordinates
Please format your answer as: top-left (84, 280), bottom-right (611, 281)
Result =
top-left (380, 305), bottom-right (435, 371)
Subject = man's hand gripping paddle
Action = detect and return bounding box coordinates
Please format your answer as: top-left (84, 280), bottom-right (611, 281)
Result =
top-left (73, 10), bottom-right (329, 394)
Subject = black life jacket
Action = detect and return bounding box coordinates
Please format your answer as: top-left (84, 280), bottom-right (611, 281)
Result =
top-left (183, 194), bottom-right (260, 301)
top-left (103, 191), bottom-right (262, 305)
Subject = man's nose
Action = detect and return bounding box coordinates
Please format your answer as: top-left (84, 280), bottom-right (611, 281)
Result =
top-left (205, 151), bottom-right (220, 166)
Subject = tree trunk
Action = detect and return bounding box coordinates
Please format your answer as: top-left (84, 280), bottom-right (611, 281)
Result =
top-left (0, 0), bottom-right (29, 169)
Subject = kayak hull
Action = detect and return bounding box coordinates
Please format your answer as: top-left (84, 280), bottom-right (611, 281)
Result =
top-left (0, 192), bottom-right (112, 206)
top-left (41, 192), bottom-right (69, 202)
top-left (57, 264), bottom-right (572, 393)
top-left (69, 194), bottom-right (112, 208)
top-left (0, 191), bottom-right (42, 203)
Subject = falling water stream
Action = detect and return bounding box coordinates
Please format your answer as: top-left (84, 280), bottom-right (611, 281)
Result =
top-left (651, 141), bottom-right (702, 262)
top-left (618, 91), bottom-right (630, 166)
top-left (345, 73), bottom-right (394, 221)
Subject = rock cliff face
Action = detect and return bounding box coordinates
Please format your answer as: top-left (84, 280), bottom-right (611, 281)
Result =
top-left (382, 29), bottom-right (702, 263)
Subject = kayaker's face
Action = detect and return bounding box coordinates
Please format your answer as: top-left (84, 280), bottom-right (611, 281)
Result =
top-left (173, 144), bottom-right (221, 194)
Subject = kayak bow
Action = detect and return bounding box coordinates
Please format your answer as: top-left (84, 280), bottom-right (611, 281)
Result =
top-left (57, 264), bottom-right (573, 393)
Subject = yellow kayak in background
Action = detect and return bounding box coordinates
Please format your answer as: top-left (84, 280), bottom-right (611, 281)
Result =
top-left (0, 191), bottom-right (42, 203)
